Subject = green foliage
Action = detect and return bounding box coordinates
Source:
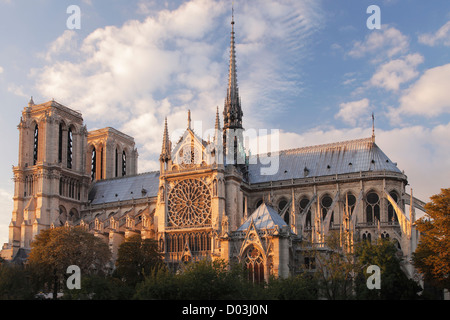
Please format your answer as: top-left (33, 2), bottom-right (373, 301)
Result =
top-left (0, 262), bottom-right (35, 299)
top-left (0, 226), bottom-right (429, 300)
top-left (306, 232), bottom-right (358, 300)
top-left (354, 239), bottom-right (422, 299)
top-left (63, 274), bottom-right (132, 300)
top-left (26, 226), bottom-right (111, 298)
top-left (413, 188), bottom-right (450, 291)
top-left (134, 259), bottom-right (256, 300)
top-left (265, 273), bottom-right (318, 300)
top-left (114, 234), bottom-right (164, 288)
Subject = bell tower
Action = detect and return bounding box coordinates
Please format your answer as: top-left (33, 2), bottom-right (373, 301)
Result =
top-left (4, 99), bottom-right (91, 259)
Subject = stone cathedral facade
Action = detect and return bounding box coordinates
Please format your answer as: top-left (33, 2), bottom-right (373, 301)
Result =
top-left (1, 15), bottom-right (424, 282)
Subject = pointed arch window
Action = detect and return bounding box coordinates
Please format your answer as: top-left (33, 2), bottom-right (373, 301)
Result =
top-left (244, 245), bottom-right (264, 284)
top-left (278, 199), bottom-right (289, 224)
top-left (67, 127), bottom-right (73, 169)
top-left (91, 147), bottom-right (96, 181)
top-left (362, 231), bottom-right (372, 243)
top-left (366, 192), bottom-right (380, 224)
top-left (33, 124), bottom-right (39, 165)
top-left (321, 195), bottom-right (333, 223)
top-left (387, 191), bottom-right (399, 224)
top-left (300, 198), bottom-right (312, 229)
top-left (122, 150), bottom-right (127, 176)
top-left (58, 123), bottom-right (63, 163)
top-left (345, 193), bottom-right (356, 215)
top-left (256, 199), bottom-right (263, 209)
top-left (115, 148), bottom-right (118, 177)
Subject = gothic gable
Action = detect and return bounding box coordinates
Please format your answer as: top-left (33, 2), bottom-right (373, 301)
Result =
top-left (171, 128), bottom-right (209, 169)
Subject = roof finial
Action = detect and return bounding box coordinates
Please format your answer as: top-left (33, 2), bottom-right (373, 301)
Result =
top-left (187, 109), bottom-right (191, 129)
top-left (28, 96), bottom-right (35, 107)
top-left (372, 112), bottom-right (375, 142)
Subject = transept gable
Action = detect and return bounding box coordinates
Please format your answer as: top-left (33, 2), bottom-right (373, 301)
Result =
top-left (171, 127), bottom-right (209, 168)
top-left (238, 220), bottom-right (269, 260)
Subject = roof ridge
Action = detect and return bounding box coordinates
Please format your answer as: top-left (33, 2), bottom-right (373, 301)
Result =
top-left (251, 136), bottom-right (374, 157)
top-left (93, 170), bottom-right (160, 183)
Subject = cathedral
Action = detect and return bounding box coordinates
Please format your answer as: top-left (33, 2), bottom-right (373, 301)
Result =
top-left (1, 14), bottom-right (425, 282)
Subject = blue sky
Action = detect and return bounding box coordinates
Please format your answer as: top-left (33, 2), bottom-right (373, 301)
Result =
top-left (0, 0), bottom-right (449, 245)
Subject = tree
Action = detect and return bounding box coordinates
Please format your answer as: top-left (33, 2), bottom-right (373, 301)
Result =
top-left (308, 232), bottom-right (358, 300)
top-left (0, 262), bottom-right (35, 299)
top-left (265, 273), bottom-right (318, 300)
top-left (355, 239), bottom-right (421, 299)
top-left (175, 259), bottom-right (251, 300)
top-left (114, 234), bottom-right (163, 288)
top-left (413, 188), bottom-right (450, 292)
top-left (62, 274), bottom-right (130, 300)
top-left (134, 259), bottom-right (259, 300)
top-left (27, 226), bottom-right (111, 298)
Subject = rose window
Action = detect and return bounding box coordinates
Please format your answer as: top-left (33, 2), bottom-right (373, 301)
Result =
top-left (178, 145), bottom-right (201, 168)
top-left (167, 179), bottom-right (212, 228)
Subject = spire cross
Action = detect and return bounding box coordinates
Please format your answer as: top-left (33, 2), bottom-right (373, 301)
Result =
top-left (372, 112), bottom-right (375, 142)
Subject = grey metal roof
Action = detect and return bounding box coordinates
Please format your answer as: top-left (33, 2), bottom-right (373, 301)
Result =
top-left (247, 137), bottom-right (402, 184)
top-left (88, 171), bottom-right (160, 205)
top-left (238, 202), bottom-right (288, 231)
top-left (87, 137), bottom-right (402, 206)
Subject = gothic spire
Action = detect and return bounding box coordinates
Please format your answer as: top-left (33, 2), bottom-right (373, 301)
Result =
top-left (223, 8), bottom-right (243, 130)
top-left (160, 117), bottom-right (171, 162)
top-left (215, 106), bottom-right (220, 131)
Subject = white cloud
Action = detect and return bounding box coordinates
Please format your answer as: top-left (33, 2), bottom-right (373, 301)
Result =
top-left (375, 123), bottom-right (450, 202)
top-left (0, 66), bottom-right (3, 74)
top-left (43, 30), bottom-right (78, 62)
top-left (32, 0), bottom-right (323, 173)
top-left (398, 63), bottom-right (450, 117)
top-left (348, 26), bottom-right (409, 62)
top-left (369, 53), bottom-right (424, 91)
top-left (418, 21), bottom-right (450, 47)
top-left (7, 83), bottom-right (28, 98)
top-left (335, 98), bottom-right (371, 126)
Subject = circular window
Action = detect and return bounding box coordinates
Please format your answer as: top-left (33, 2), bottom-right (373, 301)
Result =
top-left (367, 192), bottom-right (379, 204)
top-left (321, 195), bottom-right (333, 208)
top-left (346, 193), bottom-right (356, 206)
top-left (299, 198), bottom-right (309, 210)
top-left (278, 199), bottom-right (288, 212)
top-left (167, 179), bottom-right (211, 228)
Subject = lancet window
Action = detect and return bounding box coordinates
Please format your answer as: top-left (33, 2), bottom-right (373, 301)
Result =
top-left (67, 127), bottom-right (73, 169)
top-left (387, 191), bottom-right (399, 223)
top-left (299, 198), bottom-right (312, 230)
top-left (33, 123), bottom-right (39, 165)
top-left (122, 150), bottom-right (127, 176)
top-left (365, 191), bottom-right (380, 224)
top-left (244, 245), bottom-right (265, 284)
top-left (321, 194), bottom-right (333, 224)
